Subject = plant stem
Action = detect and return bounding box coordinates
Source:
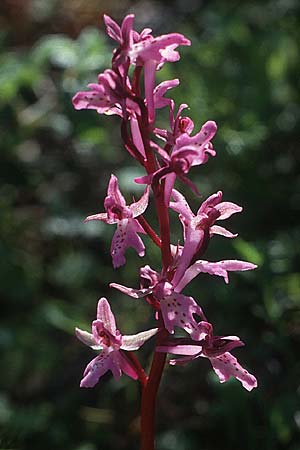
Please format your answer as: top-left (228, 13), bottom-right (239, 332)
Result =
top-left (140, 325), bottom-right (168, 450)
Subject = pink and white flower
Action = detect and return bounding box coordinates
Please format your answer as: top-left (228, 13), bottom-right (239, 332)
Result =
top-left (76, 297), bottom-right (157, 387)
top-left (157, 322), bottom-right (257, 391)
top-left (85, 174), bottom-right (149, 268)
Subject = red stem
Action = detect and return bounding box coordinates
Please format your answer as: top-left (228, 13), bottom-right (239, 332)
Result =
top-left (140, 325), bottom-right (168, 450)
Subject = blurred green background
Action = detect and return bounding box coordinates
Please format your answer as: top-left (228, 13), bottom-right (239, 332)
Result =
top-left (1, 0), bottom-right (300, 449)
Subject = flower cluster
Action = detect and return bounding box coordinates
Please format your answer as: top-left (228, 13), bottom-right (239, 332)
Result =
top-left (73, 14), bottom-right (257, 393)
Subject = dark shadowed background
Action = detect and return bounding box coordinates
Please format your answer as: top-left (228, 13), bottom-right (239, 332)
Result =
top-left (1, 0), bottom-right (300, 449)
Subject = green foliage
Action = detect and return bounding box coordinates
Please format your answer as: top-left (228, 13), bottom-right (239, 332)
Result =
top-left (1, 1), bottom-right (300, 449)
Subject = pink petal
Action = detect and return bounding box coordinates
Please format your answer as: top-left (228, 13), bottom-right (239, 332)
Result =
top-left (144, 59), bottom-right (157, 123)
top-left (198, 191), bottom-right (223, 215)
top-left (170, 189), bottom-right (194, 220)
top-left (157, 338), bottom-right (202, 356)
top-left (172, 226), bottom-right (205, 288)
top-left (129, 33), bottom-right (191, 65)
top-left (176, 259), bottom-right (257, 290)
top-left (72, 89), bottom-right (116, 114)
top-left (210, 225), bottom-right (238, 238)
top-left (164, 173), bottom-right (177, 207)
top-left (84, 212), bottom-right (114, 224)
top-left (153, 79), bottom-right (180, 109)
top-left (80, 350), bottom-right (117, 388)
top-left (109, 282), bottom-right (151, 299)
top-left (209, 352), bottom-right (258, 391)
top-left (75, 327), bottom-right (99, 349)
top-left (160, 293), bottom-right (206, 340)
top-left (121, 328), bottom-right (158, 351)
top-left (107, 174), bottom-right (127, 208)
top-left (120, 14), bottom-right (134, 46)
top-left (96, 298), bottom-right (117, 335)
top-left (111, 219), bottom-right (145, 268)
top-left (130, 117), bottom-right (146, 158)
top-left (103, 14), bottom-right (122, 43)
top-left (130, 186), bottom-right (150, 218)
top-left (215, 201), bottom-right (243, 220)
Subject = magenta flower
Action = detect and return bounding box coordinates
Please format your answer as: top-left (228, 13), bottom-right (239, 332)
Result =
top-left (85, 174), bottom-right (149, 268)
top-left (72, 69), bottom-right (139, 118)
top-left (157, 322), bottom-right (257, 391)
top-left (110, 265), bottom-right (206, 340)
top-left (135, 120), bottom-right (217, 204)
top-left (170, 189), bottom-right (243, 285)
top-left (76, 298), bottom-right (157, 387)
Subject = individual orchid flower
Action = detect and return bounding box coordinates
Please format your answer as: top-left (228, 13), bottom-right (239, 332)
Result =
top-left (135, 120), bottom-right (217, 204)
top-left (170, 189), bottom-right (243, 286)
top-left (157, 321), bottom-right (257, 392)
top-left (76, 297), bottom-right (157, 387)
top-left (110, 264), bottom-right (208, 341)
top-left (85, 174), bottom-right (149, 268)
top-left (72, 69), bottom-right (139, 118)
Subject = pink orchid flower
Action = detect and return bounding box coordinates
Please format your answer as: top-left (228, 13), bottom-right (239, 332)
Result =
top-left (135, 120), bottom-right (217, 204)
top-left (104, 14), bottom-right (191, 122)
top-left (110, 252), bottom-right (255, 340)
top-left (170, 189), bottom-right (243, 285)
top-left (110, 265), bottom-right (207, 340)
top-left (72, 69), bottom-right (139, 118)
top-left (85, 174), bottom-right (149, 268)
top-left (76, 298), bottom-right (157, 387)
top-left (157, 321), bottom-right (257, 391)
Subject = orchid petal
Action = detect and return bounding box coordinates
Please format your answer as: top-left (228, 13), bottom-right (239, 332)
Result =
top-left (75, 327), bottom-right (102, 350)
top-left (153, 79), bottom-right (180, 108)
top-left (96, 298), bottom-right (117, 335)
top-left (209, 352), bottom-right (258, 391)
top-left (120, 14), bottom-right (134, 46)
top-left (144, 59), bottom-right (157, 123)
top-left (197, 191), bottom-right (223, 214)
top-left (84, 212), bottom-right (114, 224)
top-left (107, 174), bottom-right (127, 208)
top-left (176, 259), bottom-right (257, 291)
top-left (130, 186), bottom-right (150, 217)
top-left (103, 14), bottom-right (122, 43)
top-left (110, 282), bottom-right (151, 299)
top-left (210, 225), bottom-right (238, 238)
top-left (80, 350), bottom-right (116, 388)
top-left (121, 328), bottom-right (158, 350)
top-left (170, 189), bottom-right (194, 220)
top-left (160, 293), bottom-right (206, 340)
top-left (130, 117), bottom-right (146, 158)
top-left (215, 201), bottom-right (243, 220)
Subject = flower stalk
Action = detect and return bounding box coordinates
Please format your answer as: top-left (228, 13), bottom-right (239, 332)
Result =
top-left (72, 13), bottom-right (258, 450)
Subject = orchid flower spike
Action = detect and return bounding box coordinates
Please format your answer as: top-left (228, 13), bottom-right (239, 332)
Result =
top-left (76, 297), bottom-right (157, 387)
top-left (85, 174), bottom-right (149, 268)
